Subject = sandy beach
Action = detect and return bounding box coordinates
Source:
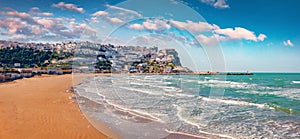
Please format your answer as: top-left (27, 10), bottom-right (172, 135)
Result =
top-left (0, 74), bottom-right (110, 139)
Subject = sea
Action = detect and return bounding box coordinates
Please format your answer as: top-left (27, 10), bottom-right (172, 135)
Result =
top-left (74, 73), bottom-right (300, 139)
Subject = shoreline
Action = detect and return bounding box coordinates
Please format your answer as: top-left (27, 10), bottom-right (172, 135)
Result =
top-left (0, 71), bottom-right (254, 85)
top-left (73, 74), bottom-right (217, 139)
top-left (0, 71), bottom-right (254, 83)
top-left (0, 74), bottom-right (114, 139)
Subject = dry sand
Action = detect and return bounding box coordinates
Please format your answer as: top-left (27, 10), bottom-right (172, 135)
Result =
top-left (0, 74), bottom-right (110, 139)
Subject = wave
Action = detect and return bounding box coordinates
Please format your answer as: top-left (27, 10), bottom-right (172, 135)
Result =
top-left (75, 92), bottom-right (161, 122)
top-left (206, 97), bottom-right (299, 114)
top-left (196, 79), bottom-right (257, 89)
top-left (292, 81), bottom-right (300, 84)
top-left (201, 97), bottom-right (267, 109)
top-left (163, 132), bottom-right (205, 139)
top-left (237, 88), bottom-right (300, 100)
top-left (118, 86), bottom-right (163, 96)
top-left (165, 130), bottom-right (236, 139)
top-left (118, 85), bottom-right (272, 110)
top-left (267, 104), bottom-right (300, 114)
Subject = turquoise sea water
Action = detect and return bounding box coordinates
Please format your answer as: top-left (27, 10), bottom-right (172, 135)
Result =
top-left (75, 73), bottom-right (300, 138)
top-left (201, 73), bottom-right (300, 114)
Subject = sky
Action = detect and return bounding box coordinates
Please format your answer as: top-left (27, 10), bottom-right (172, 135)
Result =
top-left (0, 0), bottom-right (299, 72)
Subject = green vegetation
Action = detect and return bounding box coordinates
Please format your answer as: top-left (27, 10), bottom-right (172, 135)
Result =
top-left (0, 68), bottom-right (19, 73)
top-left (130, 59), bottom-right (175, 73)
top-left (48, 62), bottom-right (73, 70)
top-left (0, 47), bottom-right (73, 68)
top-left (95, 60), bottom-right (112, 73)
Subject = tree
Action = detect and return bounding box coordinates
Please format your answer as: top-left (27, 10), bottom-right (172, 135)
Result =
top-left (0, 47), bottom-right (73, 68)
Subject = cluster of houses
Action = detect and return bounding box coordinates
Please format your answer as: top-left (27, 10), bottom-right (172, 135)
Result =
top-left (1, 40), bottom-right (193, 78)
top-left (73, 43), bottom-right (193, 74)
top-left (126, 48), bottom-right (192, 73)
top-left (0, 68), bottom-right (72, 83)
top-left (94, 44), bottom-right (192, 73)
top-left (0, 40), bottom-right (80, 53)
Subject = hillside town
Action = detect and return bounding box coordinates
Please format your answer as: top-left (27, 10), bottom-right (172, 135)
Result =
top-left (0, 40), bottom-right (192, 82)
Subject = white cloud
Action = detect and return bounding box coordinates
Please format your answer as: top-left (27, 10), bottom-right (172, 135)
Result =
top-left (143, 19), bottom-right (171, 30)
top-left (214, 27), bottom-right (264, 41)
top-left (142, 21), bottom-right (157, 30)
top-left (128, 19), bottom-right (171, 31)
top-left (29, 7), bottom-right (53, 16)
top-left (36, 18), bottom-right (55, 29)
top-left (90, 17), bottom-right (99, 23)
top-left (106, 17), bottom-right (123, 24)
top-left (40, 12), bottom-right (53, 16)
top-left (106, 4), bottom-right (142, 17)
top-left (0, 18), bottom-right (27, 34)
top-left (30, 7), bottom-right (40, 12)
top-left (170, 19), bottom-right (219, 33)
top-left (52, 2), bottom-right (84, 13)
top-left (213, 0), bottom-right (229, 9)
top-left (200, 0), bottom-right (229, 9)
top-left (91, 11), bottom-right (108, 16)
top-left (128, 23), bottom-right (144, 30)
top-left (155, 19), bottom-right (172, 30)
top-left (31, 25), bottom-right (45, 35)
top-left (258, 34), bottom-right (267, 41)
top-left (6, 11), bottom-right (30, 18)
top-left (283, 40), bottom-right (294, 47)
top-left (196, 34), bottom-right (220, 46)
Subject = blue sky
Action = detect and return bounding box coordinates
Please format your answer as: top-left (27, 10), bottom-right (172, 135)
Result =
top-left (0, 0), bottom-right (299, 72)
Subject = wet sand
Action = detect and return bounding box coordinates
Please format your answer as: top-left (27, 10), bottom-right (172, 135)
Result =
top-left (0, 75), bottom-right (112, 139)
